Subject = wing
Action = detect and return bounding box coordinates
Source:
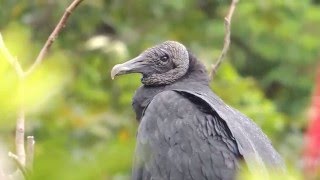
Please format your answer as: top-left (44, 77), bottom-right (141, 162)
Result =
top-left (171, 87), bottom-right (286, 173)
top-left (132, 91), bottom-right (241, 180)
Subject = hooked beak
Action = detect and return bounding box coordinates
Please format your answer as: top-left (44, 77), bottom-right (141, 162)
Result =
top-left (111, 55), bottom-right (145, 79)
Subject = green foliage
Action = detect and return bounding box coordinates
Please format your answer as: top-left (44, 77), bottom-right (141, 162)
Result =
top-left (213, 62), bottom-right (287, 140)
top-left (0, 23), bottom-right (69, 123)
top-left (234, 0), bottom-right (319, 115)
top-left (0, 0), bottom-right (319, 179)
top-left (238, 163), bottom-right (303, 180)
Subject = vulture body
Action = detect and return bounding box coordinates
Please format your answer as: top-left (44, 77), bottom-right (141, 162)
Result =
top-left (111, 41), bottom-right (285, 180)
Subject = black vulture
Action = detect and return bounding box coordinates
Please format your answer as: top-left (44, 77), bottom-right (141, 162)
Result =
top-left (111, 41), bottom-right (285, 180)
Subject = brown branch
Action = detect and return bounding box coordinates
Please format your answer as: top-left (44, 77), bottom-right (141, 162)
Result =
top-left (209, 0), bottom-right (239, 79)
top-left (0, 0), bottom-right (85, 178)
top-left (25, 0), bottom-right (84, 76)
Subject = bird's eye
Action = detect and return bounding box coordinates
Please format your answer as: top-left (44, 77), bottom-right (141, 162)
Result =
top-left (160, 54), bottom-right (169, 62)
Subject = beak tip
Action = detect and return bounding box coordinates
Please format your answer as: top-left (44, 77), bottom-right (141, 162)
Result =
top-left (110, 68), bottom-right (117, 80)
top-left (111, 64), bottom-right (127, 80)
top-left (110, 55), bottom-right (143, 80)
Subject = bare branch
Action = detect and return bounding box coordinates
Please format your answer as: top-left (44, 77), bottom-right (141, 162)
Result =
top-left (26, 136), bottom-right (35, 171)
top-left (0, 1), bottom-right (84, 178)
top-left (0, 34), bottom-right (24, 77)
top-left (15, 108), bottom-right (26, 167)
top-left (1, 0), bottom-right (84, 77)
top-left (8, 152), bottom-right (27, 177)
top-left (209, 0), bottom-right (239, 79)
top-left (25, 0), bottom-right (84, 76)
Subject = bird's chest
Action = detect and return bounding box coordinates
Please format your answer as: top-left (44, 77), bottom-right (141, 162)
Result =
top-left (132, 86), bottom-right (167, 121)
top-left (131, 82), bottom-right (206, 121)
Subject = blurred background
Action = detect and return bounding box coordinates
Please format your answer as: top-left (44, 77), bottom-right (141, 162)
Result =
top-left (0, 0), bottom-right (319, 179)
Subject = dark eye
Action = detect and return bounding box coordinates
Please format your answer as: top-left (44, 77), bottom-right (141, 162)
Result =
top-left (160, 54), bottom-right (169, 62)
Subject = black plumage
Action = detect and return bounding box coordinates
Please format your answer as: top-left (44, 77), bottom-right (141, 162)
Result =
top-left (111, 41), bottom-right (285, 180)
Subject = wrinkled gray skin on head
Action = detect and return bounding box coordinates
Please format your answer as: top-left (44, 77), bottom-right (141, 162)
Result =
top-left (111, 41), bottom-right (189, 86)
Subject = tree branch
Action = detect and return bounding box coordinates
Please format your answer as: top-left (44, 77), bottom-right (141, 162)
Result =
top-left (0, 34), bottom-right (24, 77)
top-left (26, 136), bottom-right (35, 171)
top-left (209, 0), bottom-right (239, 79)
top-left (25, 0), bottom-right (84, 76)
top-left (15, 107), bottom-right (26, 167)
top-left (0, 0), bottom-right (85, 178)
top-left (8, 152), bottom-right (27, 177)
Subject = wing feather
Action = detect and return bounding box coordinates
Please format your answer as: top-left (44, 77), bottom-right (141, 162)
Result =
top-left (132, 91), bottom-right (240, 180)
top-left (171, 87), bottom-right (285, 173)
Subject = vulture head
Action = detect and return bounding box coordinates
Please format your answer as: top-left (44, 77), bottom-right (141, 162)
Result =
top-left (111, 41), bottom-right (189, 85)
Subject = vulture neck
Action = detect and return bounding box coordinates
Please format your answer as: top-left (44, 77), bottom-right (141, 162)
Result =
top-left (177, 51), bottom-right (210, 85)
top-left (133, 51), bottom-right (210, 121)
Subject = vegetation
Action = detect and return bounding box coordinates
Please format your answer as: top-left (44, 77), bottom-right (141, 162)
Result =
top-left (0, 0), bottom-right (319, 179)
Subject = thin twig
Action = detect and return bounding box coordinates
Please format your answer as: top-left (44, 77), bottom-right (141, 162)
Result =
top-left (15, 79), bottom-right (26, 169)
top-left (0, 34), bottom-right (24, 77)
top-left (25, 0), bottom-right (84, 76)
top-left (209, 0), bottom-right (239, 79)
top-left (0, 0), bottom-right (85, 178)
top-left (0, 35), bottom-right (27, 169)
top-left (8, 152), bottom-right (27, 178)
top-left (15, 108), bottom-right (26, 167)
top-left (26, 136), bottom-right (35, 171)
